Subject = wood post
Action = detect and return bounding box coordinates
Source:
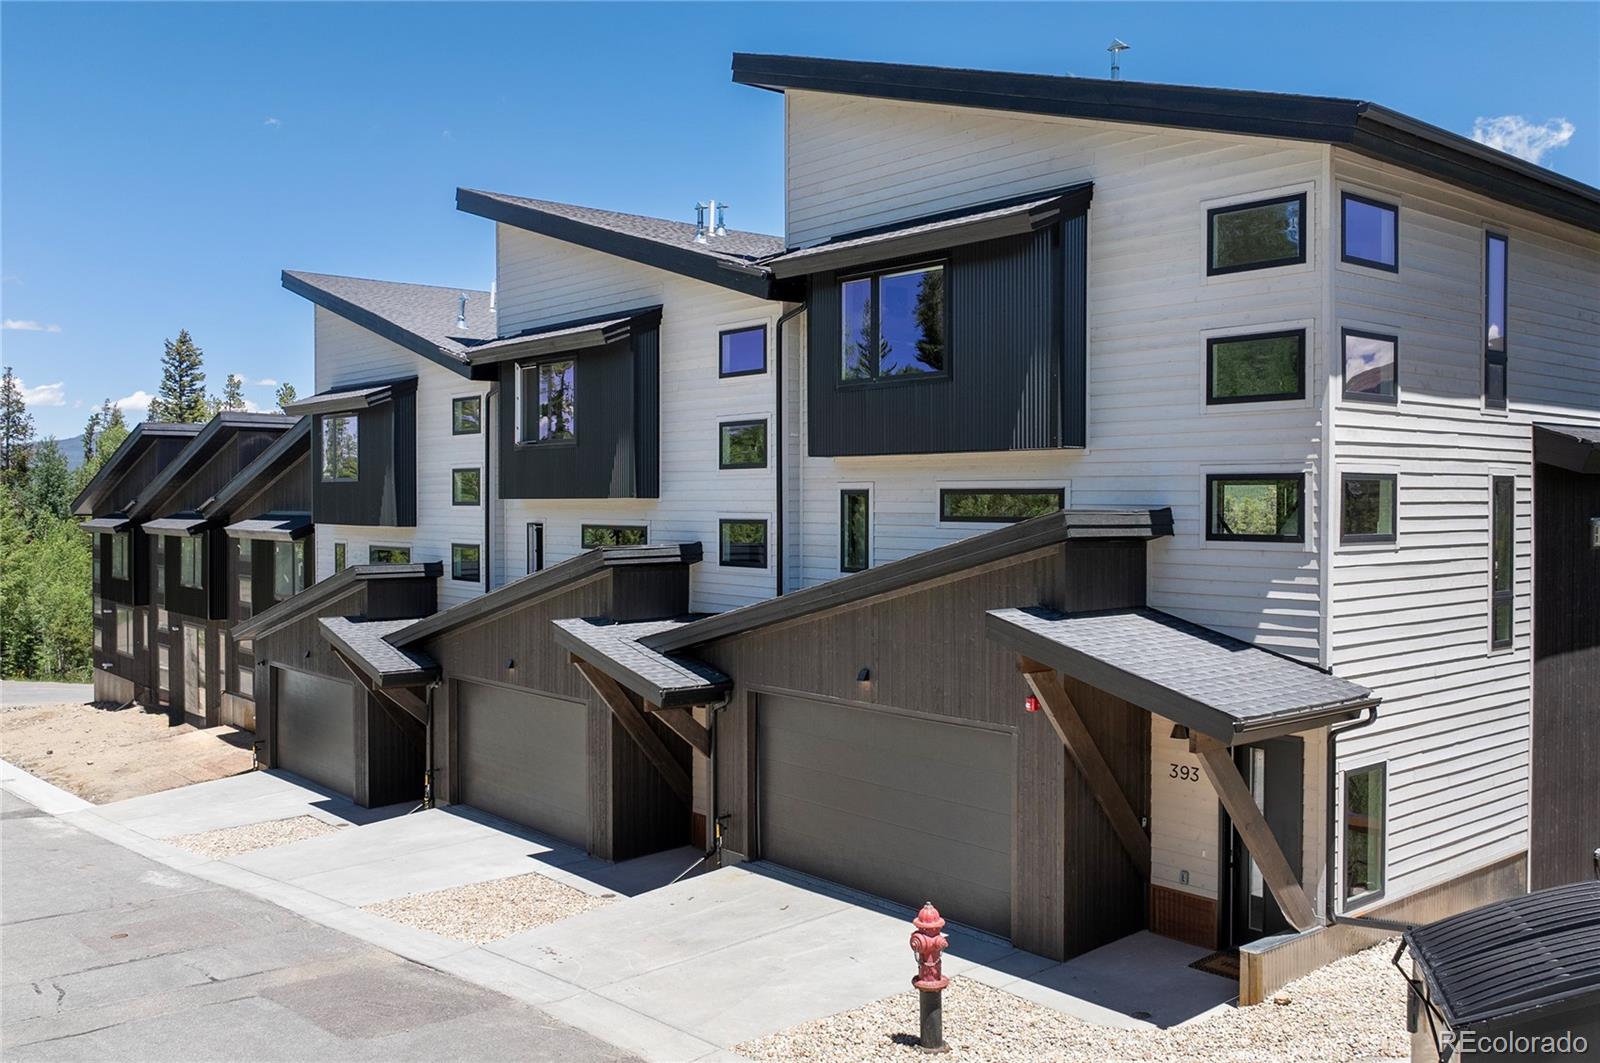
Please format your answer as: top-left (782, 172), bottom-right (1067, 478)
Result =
top-left (573, 658), bottom-right (693, 805)
top-left (1191, 733), bottom-right (1319, 932)
top-left (331, 649), bottom-right (425, 730)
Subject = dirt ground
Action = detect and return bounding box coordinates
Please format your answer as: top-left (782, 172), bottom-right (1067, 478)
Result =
top-left (0, 701), bottom-right (254, 803)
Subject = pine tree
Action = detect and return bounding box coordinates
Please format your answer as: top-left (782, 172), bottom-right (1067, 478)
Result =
top-left (81, 406), bottom-right (102, 466)
top-left (74, 401), bottom-right (129, 495)
top-left (149, 330), bottom-right (209, 423)
top-left (275, 381), bottom-right (298, 411)
top-left (23, 438), bottom-right (72, 526)
top-left (219, 373), bottom-right (247, 411)
top-left (0, 366), bottom-right (36, 487)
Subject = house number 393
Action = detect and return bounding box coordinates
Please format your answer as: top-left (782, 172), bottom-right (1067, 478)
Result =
top-left (1169, 763), bottom-right (1201, 782)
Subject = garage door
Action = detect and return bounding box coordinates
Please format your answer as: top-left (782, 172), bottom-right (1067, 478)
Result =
top-left (274, 666), bottom-right (355, 796)
top-left (457, 681), bottom-right (588, 846)
top-left (758, 695), bottom-right (1014, 936)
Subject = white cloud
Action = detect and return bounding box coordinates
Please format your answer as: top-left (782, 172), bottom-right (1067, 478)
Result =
top-left (3, 319), bottom-right (62, 333)
top-left (1471, 115), bottom-right (1575, 165)
top-left (263, 116), bottom-right (282, 128)
top-left (247, 376), bottom-right (277, 388)
top-left (115, 390), bottom-right (155, 418)
top-left (18, 379), bottom-right (66, 407)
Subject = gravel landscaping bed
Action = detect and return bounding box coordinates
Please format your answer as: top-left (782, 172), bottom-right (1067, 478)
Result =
top-left (167, 815), bottom-right (345, 858)
top-left (734, 939), bottom-right (1407, 1062)
top-left (361, 872), bottom-right (615, 944)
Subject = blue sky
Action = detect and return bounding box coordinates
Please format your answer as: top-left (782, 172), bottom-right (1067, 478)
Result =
top-left (3, 2), bottom-right (1596, 440)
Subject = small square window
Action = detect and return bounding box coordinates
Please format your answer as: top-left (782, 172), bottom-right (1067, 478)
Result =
top-left (1341, 474), bottom-right (1397, 544)
top-left (452, 396), bottom-right (482, 435)
top-left (1206, 474), bottom-right (1304, 543)
top-left (939, 488), bottom-right (1064, 523)
top-left (332, 542), bottom-right (346, 573)
top-left (581, 525), bottom-right (646, 549)
top-left (719, 325), bottom-right (767, 377)
top-left (321, 414), bottom-right (359, 481)
top-left (840, 490), bottom-right (870, 573)
top-left (1206, 330), bottom-right (1305, 404)
top-left (1207, 194), bottom-right (1306, 275)
top-left (719, 519), bottom-right (768, 568)
top-left (1342, 329), bottom-right (1399, 403)
top-left (452, 468), bottom-right (481, 506)
top-left (1342, 763), bottom-right (1386, 904)
top-left (718, 420), bottom-right (768, 469)
top-left (451, 543), bottom-right (481, 583)
top-left (368, 545), bottom-right (411, 564)
top-left (1341, 193), bottom-right (1399, 271)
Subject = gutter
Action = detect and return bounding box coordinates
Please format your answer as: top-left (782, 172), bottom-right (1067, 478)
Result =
top-left (1323, 705), bottom-right (1413, 934)
top-left (772, 302), bottom-right (807, 598)
top-left (484, 379), bottom-right (496, 592)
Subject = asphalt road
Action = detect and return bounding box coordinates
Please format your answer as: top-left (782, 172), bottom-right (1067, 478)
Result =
top-left (1, 681), bottom-right (93, 709)
top-left (0, 790), bottom-right (639, 1062)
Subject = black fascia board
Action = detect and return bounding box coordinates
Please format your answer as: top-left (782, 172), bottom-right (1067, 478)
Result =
top-left (127, 415), bottom-right (285, 521)
top-left (462, 305), bottom-right (665, 367)
top-left (202, 417), bottom-right (309, 520)
top-left (231, 562), bottom-right (443, 642)
top-left (72, 423), bottom-right (202, 516)
top-left (281, 271), bottom-right (473, 378)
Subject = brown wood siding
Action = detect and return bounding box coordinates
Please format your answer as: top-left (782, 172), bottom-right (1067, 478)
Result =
top-left (1531, 462), bottom-right (1600, 889)
top-left (697, 539), bottom-right (1149, 960)
top-left (1150, 884), bottom-right (1219, 950)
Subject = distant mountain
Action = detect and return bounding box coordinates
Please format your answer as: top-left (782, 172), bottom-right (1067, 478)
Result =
top-left (49, 434), bottom-right (86, 471)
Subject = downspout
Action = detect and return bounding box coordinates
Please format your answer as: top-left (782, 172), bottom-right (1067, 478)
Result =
top-left (483, 380), bottom-right (497, 592)
top-left (1324, 706), bottom-right (1412, 933)
top-left (773, 303), bottom-right (806, 598)
top-left (422, 678), bottom-right (439, 810)
top-left (669, 693), bottom-right (729, 885)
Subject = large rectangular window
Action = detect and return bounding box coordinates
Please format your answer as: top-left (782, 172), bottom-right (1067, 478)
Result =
top-left (451, 543), bottom-right (481, 583)
top-left (237, 539), bottom-right (252, 611)
top-left (1206, 330), bottom-right (1305, 404)
top-left (719, 325), bottom-right (767, 378)
top-left (452, 395), bottom-right (482, 435)
top-left (1342, 763), bottom-right (1386, 905)
top-left (718, 420), bottom-right (767, 469)
top-left (719, 519), bottom-right (768, 568)
top-left (1207, 193), bottom-right (1306, 275)
top-left (1342, 329), bottom-right (1399, 403)
top-left (1491, 475), bottom-right (1514, 648)
top-left (452, 467), bottom-right (481, 506)
top-left (115, 605), bottom-right (134, 656)
top-left (1206, 474), bottom-right (1305, 543)
top-left (1341, 193), bottom-right (1399, 271)
top-left (840, 490), bottom-right (870, 573)
top-left (841, 263), bottom-right (946, 381)
top-left (110, 532), bottom-right (129, 580)
top-left (527, 523), bottom-right (544, 573)
top-left (237, 660), bottom-right (254, 699)
top-left (321, 414), bottom-right (359, 481)
top-left (520, 360), bottom-right (576, 443)
top-left (581, 524), bottom-right (646, 549)
top-left (1484, 233), bottom-right (1508, 410)
top-left (273, 540), bottom-right (305, 599)
top-left (1341, 474), bottom-right (1397, 544)
top-left (368, 545), bottom-right (411, 564)
top-left (179, 536), bottom-right (204, 589)
top-left (939, 488), bottom-right (1064, 524)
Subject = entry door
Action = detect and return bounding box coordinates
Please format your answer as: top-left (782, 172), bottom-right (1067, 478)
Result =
top-left (1227, 736), bottom-right (1303, 946)
top-left (182, 623), bottom-right (207, 719)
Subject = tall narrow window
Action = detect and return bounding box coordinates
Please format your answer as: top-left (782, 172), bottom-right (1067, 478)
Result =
top-left (237, 539), bottom-right (252, 612)
top-left (1206, 330), bottom-right (1305, 404)
top-left (529, 360), bottom-right (576, 442)
top-left (1490, 475), bottom-right (1514, 648)
top-left (840, 264), bottom-right (946, 381)
top-left (179, 536), bottom-right (203, 589)
top-left (1207, 193), bottom-right (1306, 275)
top-left (1207, 474), bottom-right (1305, 543)
top-left (1484, 233), bottom-right (1508, 410)
top-left (527, 523), bottom-right (544, 573)
top-left (1341, 474), bottom-right (1397, 544)
top-left (452, 395), bottom-right (483, 434)
top-left (321, 414), bottom-right (359, 481)
top-left (719, 325), bottom-right (767, 377)
top-left (110, 533), bottom-right (129, 580)
top-left (840, 490), bottom-right (870, 573)
top-left (332, 542), bottom-right (347, 573)
top-left (1342, 329), bottom-right (1399, 403)
top-left (115, 605), bottom-right (134, 656)
top-left (1341, 193), bottom-right (1399, 271)
top-left (719, 519), bottom-right (768, 568)
top-left (273, 541), bottom-right (295, 600)
top-left (1343, 763), bottom-right (1386, 904)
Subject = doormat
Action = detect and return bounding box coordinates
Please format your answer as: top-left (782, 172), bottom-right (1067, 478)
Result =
top-left (1189, 948), bottom-right (1240, 981)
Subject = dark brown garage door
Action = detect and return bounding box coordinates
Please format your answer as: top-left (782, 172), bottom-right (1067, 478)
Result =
top-left (456, 681), bottom-right (588, 847)
top-left (274, 666), bottom-right (355, 796)
top-left (758, 695), bottom-right (1014, 936)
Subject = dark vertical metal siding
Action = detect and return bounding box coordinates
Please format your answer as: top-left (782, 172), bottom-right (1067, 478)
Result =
top-left (1061, 211), bottom-right (1089, 448)
top-left (310, 387), bottom-right (416, 527)
top-left (633, 326), bottom-right (661, 498)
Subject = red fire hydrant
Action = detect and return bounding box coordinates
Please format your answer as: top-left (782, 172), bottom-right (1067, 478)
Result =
top-left (909, 901), bottom-right (950, 1052)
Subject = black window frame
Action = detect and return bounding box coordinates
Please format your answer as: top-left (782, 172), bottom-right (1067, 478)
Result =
top-left (718, 518), bottom-right (768, 569)
top-left (1341, 761), bottom-right (1387, 906)
top-left (717, 419), bottom-right (768, 470)
top-left (1340, 472), bottom-right (1398, 545)
top-left (320, 413), bottom-right (360, 482)
top-left (1206, 192), bottom-right (1308, 277)
top-left (115, 604), bottom-right (134, 657)
top-left (838, 259), bottom-right (949, 386)
top-left (1490, 474), bottom-right (1514, 649)
top-left (451, 395), bottom-right (483, 435)
top-left (526, 522), bottom-right (544, 573)
top-left (179, 535), bottom-right (204, 590)
top-left (581, 524), bottom-right (647, 549)
top-left (1341, 328), bottom-right (1400, 405)
top-left (1340, 192), bottom-right (1400, 273)
top-left (332, 542), bottom-right (346, 573)
top-left (938, 487), bottom-right (1066, 524)
top-left (368, 545), bottom-right (411, 565)
top-left (517, 358), bottom-right (578, 446)
top-left (272, 539), bottom-right (306, 599)
top-left (110, 532), bottom-right (130, 580)
top-left (236, 538), bottom-right (252, 612)
top-left (840, 489), bottom-right (870, 573)
top-left (1484, 232), bottom-right (1509, 411)
top-left (451, 467), bottom-right (481, 506)
top-left (451, 543), bottom-right (481, 583)
top-left (718, 324), bottom-right (768, 379)
top-left (1205, 329), bottom-right (1307, 405)
top-left (1205, 473), bottom-right (1306, 544)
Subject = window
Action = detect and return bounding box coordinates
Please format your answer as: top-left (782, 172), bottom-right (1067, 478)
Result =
top-left (527, 523), bottom-right (544, 573)
top-left (321, 414), bottom-right (359, 481)
top-left (452, 467), bottom-right (481, 506)
top-left (719, 325), bottom-right (767, 377)
top-left (1341, 474), bottom-right (1397, 544)
top-left (1207, 193), bottom-right (1306, 275)
top-left (840, 490), bottom-right (870, 573)
top-left (718, 420), bottom-right (767, 469)
top-left (1490, 475), bottom-right (1514, 648)
top-left (110, 532), bottom-right (129, 580)
top-left (115, 605), bottom-right (134, 656)
top-left (237, 539), bottom-right (252, 611)
top-left (158, 641), bottom-right (169, 695)
top-left (1342, 329), bottom-right (1398, 403)
top-left (368, 545), bottom-right (411, 564)
top-left (1341, 193), bottom-right (1399, 271)
top-left (237, 660), bottom-right (254, 698)
top-left (519, 360), bottom-right (576, 443)
top-left (1484, 233), bottom-right (1508, 410)
top-left (273, 541), bottom-right (305, 599)
top-left (451, 543), bottom-right (481, 583)
top-left (1206, 474), bottom-right (1305, 543)
top-left (452, 395), bottom-right (482, 435)
top-left (93, 597), bottom-right (103, 650)
top-left (332, 542), bottom-right (346, 573)
top-left (939, 488), bottom-right (1064, 524)
top-left (1342, 763), bottom-right (1386, 904)
top-left (841, 263), bottom-right (946, 381)
top-left (581, 524), bottom-right (646, 549)
top-left (179, 536), bottom-right (204, 589)
top-left (1206, 330), bottom-right (1305, 404)
top-left (719, 519), bottom-right (768, 568)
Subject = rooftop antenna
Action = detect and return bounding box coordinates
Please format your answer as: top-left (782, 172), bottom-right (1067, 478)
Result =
top-left (457, 293), bottom-right (467, 329)
top-left (1107, 39), bottom-right (1130, 80)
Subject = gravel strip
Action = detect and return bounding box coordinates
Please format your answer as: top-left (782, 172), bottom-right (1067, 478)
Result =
top-left (734, 939), bottom-right (1407, 1062)
top-left (361, 872), bottom-right (615, 944)
top-left (167, 815), bottom-right (345, 859)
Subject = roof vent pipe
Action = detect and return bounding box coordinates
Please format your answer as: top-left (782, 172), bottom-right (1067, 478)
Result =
top-left (1107, 39), bottom-right (1130, 80)
top-left (457, 293), bottom-right (467, 329)
top-left (489, 281), bottom-right (496, 314)
top-left (694, 202), bottom-right (709, 243)
top-left (714, 201), bottom-right (728, 236)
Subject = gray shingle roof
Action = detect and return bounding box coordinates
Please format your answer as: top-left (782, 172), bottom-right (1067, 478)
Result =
top-left (232, 562), bottom-right (443, 642)
top-left (985, 606), bottom-right (1378, 741)
top-left (319, 617), bottom-right (439, 686)
top-left (224, 513), bottom-right (312, 541)
top-left (282, 271), bottom-right (494, 365)
top-left (551, 617), bottom-right (731, 709)
top-left (142, 515), bottom-right (206, 535)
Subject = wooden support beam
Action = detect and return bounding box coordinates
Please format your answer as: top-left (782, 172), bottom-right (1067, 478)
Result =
top-left (1020, 663), bottom-right (1151, 879)
top-left (573, 659), bottom-right (692, 805)
top-left (654, 706), bottom-right (711, 757)
top-left (1191, 733), bottom-right (1319, 932)
top-left (331, 649), bottom-right (426, 732)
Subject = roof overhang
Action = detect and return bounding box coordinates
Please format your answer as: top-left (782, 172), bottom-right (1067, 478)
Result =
top-left (225, 513), bottom-right (313, 541)
top-left (766, 184), bottom-right (1093, 277)
top-left (552, 617), bottom-right (731, 709)
top-left (282, 377), bottom-right (415, 417)
top-left (1533, 423), bottom-right (1600, 475)
top-left (232, 561), bottom-right (442, 642)
top-left (731, 53), bottom-right (1600, 235)
top-left (72, 422), bottom-right (203, 517)
top-left (281, 271), bottom-right (474, 379)
top-left (80, 515), bottom-right (132, 533)
top-left (462, 306), bottom-right (663, 367)
top-left (126, 413), bottom-right (296, 521)
top-left (318, 617), bottom-right (440, 688)
top-left (202, 418), bottom-right (310, 521)
top-left (142, 515), bottom-right (208, 536)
